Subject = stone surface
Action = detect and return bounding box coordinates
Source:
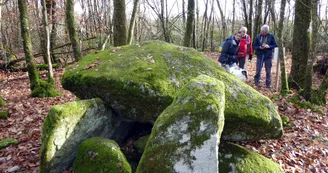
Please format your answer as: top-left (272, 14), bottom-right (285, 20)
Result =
top-left (219, 142), bottom-right (284, 173)
top-left (136, 75), bottom-right (225, 173)
top-left (62, 40), bottom-right (283, 141)
top-left (40, 98), bottom-right (130, 173)
top-left (73, 137), bottom-right (132, 173)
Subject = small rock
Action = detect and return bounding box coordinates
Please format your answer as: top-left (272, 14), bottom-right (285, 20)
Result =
top-left (146, 68), bottom-right (152, 71)
top-left (7, 165), bottom-right (20, 172)
top-left (150, 59), bottom-right (155, 64)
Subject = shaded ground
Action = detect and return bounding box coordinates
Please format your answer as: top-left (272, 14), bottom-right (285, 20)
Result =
top-left (0, 53), bottom-right (327, 173)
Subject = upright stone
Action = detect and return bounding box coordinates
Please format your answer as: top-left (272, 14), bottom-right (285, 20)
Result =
top-left (136, 75), bottom-right (225, 173)
top-left (40, 98), bottom-right (129, 173)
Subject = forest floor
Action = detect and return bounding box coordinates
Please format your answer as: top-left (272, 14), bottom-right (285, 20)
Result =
top-left (0, 53), bottom-right (327, 173)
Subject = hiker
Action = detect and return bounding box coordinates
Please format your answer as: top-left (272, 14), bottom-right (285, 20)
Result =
top-left (218, 32), bottom-right (241, 71)
top-left (237, 27), bottom-right (253, 69)
top-left (253, 24), bottom-right (278, 88)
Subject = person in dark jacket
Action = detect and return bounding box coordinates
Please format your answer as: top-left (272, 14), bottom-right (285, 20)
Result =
top-left (253, 24), bottom-right (278, 88)
top-left (218, 32), bottom-right (241, 70)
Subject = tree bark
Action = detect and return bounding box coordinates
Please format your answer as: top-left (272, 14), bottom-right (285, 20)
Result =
top-left (277, 0), bottom-right (289, 96)
top-left (232, 0), bottom-right (235, 32)
top-left (183, 0), bottom-right (195, 47)
top-left (201, 0), bottom-right (209, 51)
top-left (182, 0), bottom-right (186, 25)
top-left (289, 0), bottom-right (311, 89)
top-left (18, 0), bottom-right (39, 89)
top-left (113, 0), bottom-right (127, 46)
top-left (48, 0), bottom-right (58, 63)
top-left (253, 0), bottom-right (263, 38)
top-left (66, 0), bottom-right (81, 61)
top-left (248, 0), bottom-right (253, 38)
top-left (41, 0), bottom-right (53, 78)
top-left (127, 0), bottom-right (141, 44)
top-left (216, 0), bottom-right (226, 41)
top-left (306, 0), bottom-right (324, 104)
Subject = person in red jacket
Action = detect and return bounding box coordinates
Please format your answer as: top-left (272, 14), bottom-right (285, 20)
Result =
top-left (237, 26), bottom-right (253, 69)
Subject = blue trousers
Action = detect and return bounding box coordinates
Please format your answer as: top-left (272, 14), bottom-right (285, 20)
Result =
top-left (254, 56), bottom-right (272, 86)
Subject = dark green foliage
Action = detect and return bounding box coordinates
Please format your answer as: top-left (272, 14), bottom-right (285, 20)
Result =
top-left (287, 95), bottom-right (324, 114)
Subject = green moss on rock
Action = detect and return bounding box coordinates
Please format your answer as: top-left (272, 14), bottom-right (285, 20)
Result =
top-left (31, 78), bottom-right (61, 98)
top-left (0, 96), bottom-right (5, 107)
top-left (40, 98), bottom-right (116, 173)
top-left (62, 40), bottom-right (283, 141)
top-left (0, 138), bottom-right (18, 149)
top-left (73, 137), bottom-right (132, 173)
top-left (0, 110), bottom-right (9, 119)
top-left (137, 75), bottom-right (225, 173)
top-left (219, 142), bottom-right (284, 173)
top-left (133, 135), bottom-right (149, 154)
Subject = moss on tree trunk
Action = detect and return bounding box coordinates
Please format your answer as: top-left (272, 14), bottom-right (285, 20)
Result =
top-left (113, 0), bottom-right (127, 46)
top-left (66, 0), bottom-right (81, 61)
top-left (183, 0), bottom-right (195, 47)
top-left (277, 0), bottom-right (289, 96)
top-left (289, 0), bottom-right (311, 89)
top-left (18, 0), bottom-right (60, 98)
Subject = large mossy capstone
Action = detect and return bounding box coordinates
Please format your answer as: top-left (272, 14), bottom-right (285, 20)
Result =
top-left (73, 137), bottom-right (132, 173)
top-left (40, 98), bottom-right (129, 173)
top-left (137, 75), bottom-right (225, 173)
top-left (219, 142), bottom-right (284, 173)
top-left (62, 40), bottom-right (283, 141)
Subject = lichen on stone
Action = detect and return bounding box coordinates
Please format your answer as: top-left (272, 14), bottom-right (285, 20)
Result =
top-left (73, 137), bottom-right (131, 173)
top-left (219, 142), bottom-right (284, 173)
top-left (136, 75), bottom-right (225, 173)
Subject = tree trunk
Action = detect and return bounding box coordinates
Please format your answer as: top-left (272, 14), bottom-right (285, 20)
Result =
top-left (113, 0), bottom-right (127, 46)
top-left (66, 0), bottom-right (81, 61)
top-left (18, 0), bottom-right (58, 97)
top-left (182, 0), bottom-right (186, 25)
top-left (48, 0), bottom-right (58, 63)
top-left (268, 0), bottom-right (277, 33)
top-left (253, 0), bottom-right (263, 38)
top-left (306, 0), bottom-right (322, 103)
top-left (183, 0), bottom-right (195, 47)
top-left (289, 0), bottom-right (311, 89)
top-left (248, 0), bottom-right (253, 38)
top-left (216, 0), bottom-right (226, 41)
top-left (277, 0), bottom-right (289, 96)
top-left (18, 0), bottom-right (39, 88)
top-left (241, 0), bottom-right (248, 28)
top-left (201, 0), bottom-right (209, 51)
top-left (127, 0), bottom-right (140, 45)
top-left (41, 0), bottom-right (53, 78)
top-left (232, 0), bottom-right (235, 32)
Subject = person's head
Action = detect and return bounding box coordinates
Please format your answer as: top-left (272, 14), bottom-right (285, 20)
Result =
top-left (261, 24), bottom-right (270, 36)
top-left (234, 32), bottom-right (242, 41)
top-left (239, 26), bottom-right (248, 37)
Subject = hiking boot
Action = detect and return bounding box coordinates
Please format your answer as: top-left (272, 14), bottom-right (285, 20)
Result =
top-left (266, 85), bottom-right (271, 89)
top-left (254, 81), bottom-right (260, 86)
